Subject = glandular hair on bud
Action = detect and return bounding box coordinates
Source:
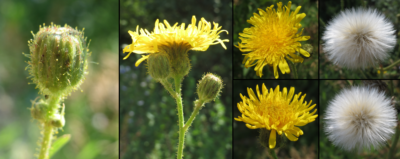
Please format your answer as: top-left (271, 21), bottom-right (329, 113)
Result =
top-left (31, 99), bottom-right (49, 122)
top-left (28, 23), bottom-right (90, 96)
top-left (147, 53), bottom-right (170, 80)
top-left (197, 73), bottom-right (223, 102)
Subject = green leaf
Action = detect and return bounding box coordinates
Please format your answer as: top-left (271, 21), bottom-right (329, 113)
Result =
top-left (49, 134), bottom-right (71, 158)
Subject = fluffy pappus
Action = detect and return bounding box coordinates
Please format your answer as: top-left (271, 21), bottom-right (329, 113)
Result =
top-left (322, 8), bottom-right (396, 69)
top-left (324, 86), bottom-right (397, 151)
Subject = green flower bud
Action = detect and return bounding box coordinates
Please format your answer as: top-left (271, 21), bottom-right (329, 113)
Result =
top-left (50, 104), bottom-right (65, 128)
top-left (147, 53), bottom-right (170, 80)
top-left (30, 99), bottom-right (48, 122)
top-left (197, 73), bottom-right (223, 102)
top-left (28, 23), bottom-right (90, 97)
top-left (160, 42), bottom-right (191, 78)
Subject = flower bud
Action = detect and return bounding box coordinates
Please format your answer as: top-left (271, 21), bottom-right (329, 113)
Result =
top-left (31, 99), bottom-right (48, 122)
top-left (50, 104), bottom-right (65, 128)
top-left (197, 73), bottom-right (223, 102)
top-left (28, 23), bottom-right (89, 96)
top-left (147, 53), bottom-right (170, 80)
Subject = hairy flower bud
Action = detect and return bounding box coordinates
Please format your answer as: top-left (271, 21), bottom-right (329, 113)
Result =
top-left (160, 42), bottom-right (191, 78)
top-left (50, 103), bottom-right (65, 128)
top-left (28, 23), bottom-right (90, 96)
top-left (197, 73), bottom-right (223, 102)
top-left (30, 99), bottom-right (48, 122)
top-left (147, 53), bottom-right (170, 80)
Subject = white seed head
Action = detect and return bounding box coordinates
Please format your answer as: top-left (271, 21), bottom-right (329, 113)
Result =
top-left (324, 86), bottom-right (397, 151)
top-left (322, 8), bottom-right (396, 69)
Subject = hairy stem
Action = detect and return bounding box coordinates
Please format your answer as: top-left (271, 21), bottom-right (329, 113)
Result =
top-left (268, 148), bottom-right (278, 159)
top-left (160, 79), bottom-right (177, 99)
top-left (174, 76), bottom-right (185, 159)
top-left (38, 95), bottom-right (61, 159)
top-left (183, 100), bottom-right (205, 131)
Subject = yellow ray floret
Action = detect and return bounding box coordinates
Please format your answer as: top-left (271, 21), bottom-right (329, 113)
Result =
top-left (123, 15), bottom-right (229, 66)
top-left (235, 1), bottom-right (310, 79)
top-left (234, 84), bottom-right (317, 149)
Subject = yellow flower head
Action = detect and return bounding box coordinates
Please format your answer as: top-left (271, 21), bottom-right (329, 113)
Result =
top-left (123, 15), bottom-right (229, 67)
top-left (234, 84), bottom-right (318, 149)
top-left (235, 1), bottom-right (310, 79)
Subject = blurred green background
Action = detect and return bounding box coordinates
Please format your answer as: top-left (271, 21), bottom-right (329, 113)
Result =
top-left (320, 0), bottom-right (400, 79)
top-left (233, 80), bottom-right (318, 159)
top-left (0, 0), bottom-right (118, 159)
top-left (119, 0), bottom-right (232, 158)
top-left (233, 0), bottom-right (318, 79)
top-left (320, 80), bottom-right (400, 158)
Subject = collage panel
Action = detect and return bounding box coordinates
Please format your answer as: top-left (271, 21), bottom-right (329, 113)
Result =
top-left (233, 80), bottom-right (318, 158)
top-left (320, 80), bottom-right (400, 158)
top-left (233, 0), bottom-right (318, 79)
top-left (0, 0), bottom-right (118, 159)
top-left (119, 0), bottom-right (232, 158)
top-left (320, 0), bottom-right (400, 79)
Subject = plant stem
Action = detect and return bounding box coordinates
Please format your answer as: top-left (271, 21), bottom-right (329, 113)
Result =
top-left (38, 95), bottom-right (61, 159)
top-left (289, 61), bottom-right (298, 79)
top-left (388, 120), bottom-right (400, 159)
top-left (380, 65), bottom-right (384, 79)
top-left (183, 100), bottom-right (205, 131)
top-left (383, 59), bottom-right (400, 71)
top-left (293, 63), bottom-right (298, 79)
top-left (174, 76), bottom-right (185, 159)
top-left (268, 148), bottom-right (278, 159)
top-left (160, 79), bottom-right (177, 99)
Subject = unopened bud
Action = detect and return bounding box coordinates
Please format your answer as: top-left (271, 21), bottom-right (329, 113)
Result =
top-left (28, 23), bottom-right (89, 96)
top-left (197, 73), bottom-right (223, 102)
top-left (31, 99), bottom-right (49, 122)
top-left (50, 104), bottom-right (65, 128)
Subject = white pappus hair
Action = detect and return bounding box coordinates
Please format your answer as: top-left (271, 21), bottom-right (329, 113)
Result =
top-left (324, 86), bottom-right (397, 151)
top-left (322, 7), bottom-right (396, 69)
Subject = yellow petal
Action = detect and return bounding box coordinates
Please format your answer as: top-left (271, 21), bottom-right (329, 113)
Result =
top-left (135, 55), bottom-right (150, 67)
top-left (299, 48), bottom-right (310, 57)
top-left (287, 87), bottom-right (295, 102)
top-left (295, 13), bottom-right (306, 23)
top-left (278, 59), bottom-right (290, 74)
top-left (269, 129), bottom-right (276, 149)
top-left (273, 62), bottom-right (279, 79)
top-left (285, 131), bottom-right (298, 141)
top-left (297, 36), bottom-right (310, 41)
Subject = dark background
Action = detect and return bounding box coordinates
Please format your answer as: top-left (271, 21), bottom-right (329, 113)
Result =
top-left (319, 0), bottom-right (400, 79)
top-left (0, 0), bottom-right (118, 159)
top-left (233, 80), bottom-right (319, 158)
top-left (233, 0), bottom-right (319, 79)
top-left (119, 0), bottom-right (232, 158)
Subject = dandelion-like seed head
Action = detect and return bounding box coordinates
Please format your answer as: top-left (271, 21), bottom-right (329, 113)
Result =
top-left (324, 86), bottom-right (397, 151)
top-left (123, 16), bottom-right (229, 76)
top-left (234, 84), bottom-right (318, 149)
top-left (322, 8), bottom-right (396, 69)
top-left (235, 1), bottom-right (310, 79)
